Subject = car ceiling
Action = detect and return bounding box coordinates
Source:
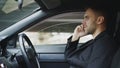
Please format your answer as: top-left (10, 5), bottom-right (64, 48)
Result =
top-left (35, 0), bottom-right (120, 10)
top-left (0, 0), bottom-right (119, 32)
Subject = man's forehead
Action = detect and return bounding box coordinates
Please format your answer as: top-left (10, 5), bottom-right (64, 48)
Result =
top-left (84, 8), bottom-right (95, 16)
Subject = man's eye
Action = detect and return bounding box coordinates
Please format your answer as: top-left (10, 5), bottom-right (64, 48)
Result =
top-left (84, 17), bottom-right (89, 20)
top-left (84, 16), bottom-right (88, 19)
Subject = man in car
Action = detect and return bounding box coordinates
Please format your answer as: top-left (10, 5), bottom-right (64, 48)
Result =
top-left (65, 4), bottom-right (118, 68)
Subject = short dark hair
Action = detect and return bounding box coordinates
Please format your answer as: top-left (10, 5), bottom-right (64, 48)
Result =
top-left (84, 0), bottom-right (117, 36)
top-left (84, 2), bottom-right (112, 23)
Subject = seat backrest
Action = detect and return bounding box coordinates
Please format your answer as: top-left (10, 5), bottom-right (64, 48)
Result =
top-left (111, 12), bottom-right (120, 68)
top-left (111, 47), bottom-right (120, 68)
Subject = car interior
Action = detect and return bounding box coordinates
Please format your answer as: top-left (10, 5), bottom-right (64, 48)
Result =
top-left (0, 0), bottom-right (120, 68)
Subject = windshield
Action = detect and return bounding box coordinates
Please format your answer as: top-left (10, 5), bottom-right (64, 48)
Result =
top-left (0, 0), bottom-right (39, 31)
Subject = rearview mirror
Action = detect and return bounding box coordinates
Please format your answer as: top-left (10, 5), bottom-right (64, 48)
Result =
top-left (15, 0), bottom-right (23, 9)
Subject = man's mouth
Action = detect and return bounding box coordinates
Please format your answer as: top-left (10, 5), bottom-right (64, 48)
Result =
top-left (83, 22), bottom-right (87, 28)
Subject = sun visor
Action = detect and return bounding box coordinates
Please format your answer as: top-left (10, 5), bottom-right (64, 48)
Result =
top-left (35, 0), bottom-right (61, 10)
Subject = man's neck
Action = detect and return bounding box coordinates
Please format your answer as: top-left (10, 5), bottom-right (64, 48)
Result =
top-left (92, 27), bottom-right (106, 39)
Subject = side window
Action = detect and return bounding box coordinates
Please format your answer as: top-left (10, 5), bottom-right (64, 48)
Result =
top-left (24, 12), bottom-right (93, 45)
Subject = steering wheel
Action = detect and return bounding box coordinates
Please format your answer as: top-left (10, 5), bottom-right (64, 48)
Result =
top-left (18, 33), bottom-right (40, 68)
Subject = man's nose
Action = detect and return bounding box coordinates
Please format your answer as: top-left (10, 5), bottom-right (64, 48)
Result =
top-left (82, 20), bottom-right (85, 24)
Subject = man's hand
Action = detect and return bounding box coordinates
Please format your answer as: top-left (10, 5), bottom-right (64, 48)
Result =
top-left (71, 24), bottom-right (87, 42)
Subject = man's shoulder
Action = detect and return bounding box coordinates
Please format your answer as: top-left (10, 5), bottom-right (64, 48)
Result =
top-left (96, 32), bottom-right (116, 43)
top-left (93, 33), bottom-right (118, 50)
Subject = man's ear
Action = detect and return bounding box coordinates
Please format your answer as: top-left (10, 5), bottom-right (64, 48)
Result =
top-left (96, 16), bottom-right (104, 24)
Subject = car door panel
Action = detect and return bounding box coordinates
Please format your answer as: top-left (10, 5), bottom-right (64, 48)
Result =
top-left (35, 45), bottom-right (70, 68)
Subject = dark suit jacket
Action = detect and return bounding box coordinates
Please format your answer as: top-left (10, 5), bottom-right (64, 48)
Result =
top-left (65, 31), bottom-right (118, 68)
